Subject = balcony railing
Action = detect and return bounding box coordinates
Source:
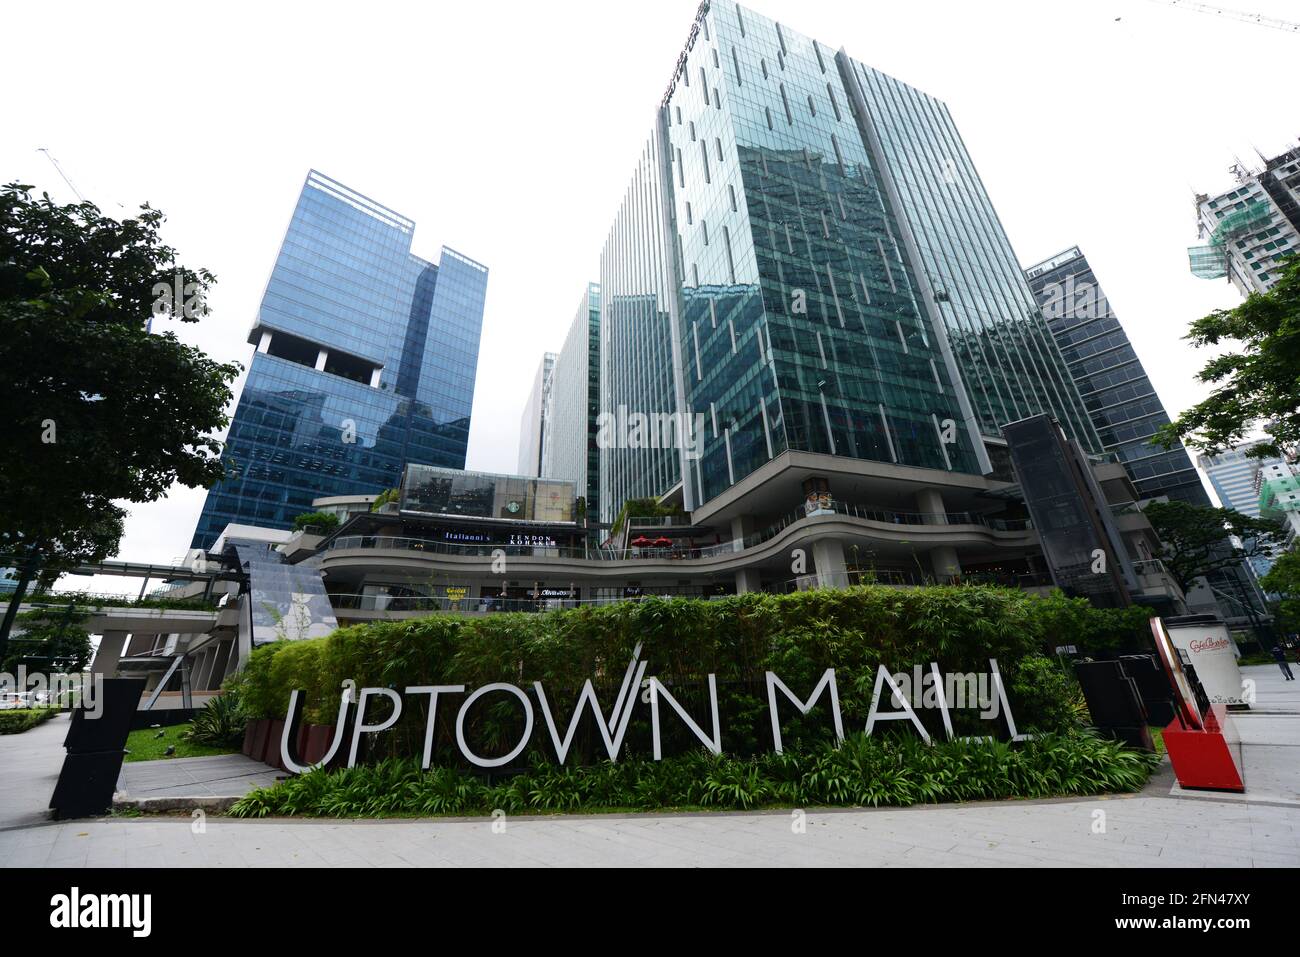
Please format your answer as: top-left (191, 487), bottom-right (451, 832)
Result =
top-left (326, 592), bottom-right (732, 615)
top-left (325, 502), bottom-right (1034, 564)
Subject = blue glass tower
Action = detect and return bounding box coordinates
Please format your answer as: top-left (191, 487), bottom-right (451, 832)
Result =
top-left (191, 171), bottom-right (488, 548)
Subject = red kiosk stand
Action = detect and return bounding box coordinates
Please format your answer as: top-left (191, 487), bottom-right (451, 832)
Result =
top-left (1151, 618), bottom-right (1244, 792)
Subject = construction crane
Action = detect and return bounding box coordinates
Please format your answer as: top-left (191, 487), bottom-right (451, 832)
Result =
top-left (36, 148), bottom-right (88, 202)
top-left (1144, 0), bottom-right (1300, 33)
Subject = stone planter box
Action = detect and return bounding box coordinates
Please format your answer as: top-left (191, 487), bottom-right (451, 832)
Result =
top-left (263, 719), bottom-right (286, 769)
top-left (301, 724), bottom-right (336, 768)
top-left (247, 718), bottom-right (270, 762)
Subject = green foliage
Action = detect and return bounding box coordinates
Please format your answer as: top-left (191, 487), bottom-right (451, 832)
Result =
top-left (1029, 589), bottom-right (1154, 656)
top-left (1, 607), bottom-right (91, 674)
top-left (610, 497), bottom-right (683, 537)
top-left (0, 707), bottom-right (59, 734)
top-left (228, 730), bottom-right (1158, 819)
top-left (1142, 500), bottom-right (1284, 592)
top-left (21, 590), bottom-right (218, 612)
top-left (233, 585), bottom-right (1148, 759)
top-left (291, 511), bottom-right (340, 533)
top-left (184, 692), bottom-right (246, 747)
top-left (0, 183), bottom-right (240, 574)
top-left (1260, 549), bottom-right (1300, 634)
top-left (370, 488), bottom-right (400, 512)
top-left (1156, 255), bottom-right (1300, 459)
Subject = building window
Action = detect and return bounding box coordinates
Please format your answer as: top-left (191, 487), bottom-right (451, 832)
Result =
top-left (828, 83), bottom-right (842, 121)
top-left (729, 183), bottom-right (738, 211)
top-left (780, 84), bottom-right (793, 124)
top-left (701, 140), bottom-right (711, 183)
top-left (732, 46), bottom-right (742, 84)
top-left (807, 95), bottom-right (817, 117)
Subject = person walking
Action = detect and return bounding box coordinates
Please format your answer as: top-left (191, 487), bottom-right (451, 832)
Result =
top-left (1271, 645), bottom-right (1295, 681)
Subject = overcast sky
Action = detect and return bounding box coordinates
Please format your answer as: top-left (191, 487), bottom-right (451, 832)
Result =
top-left (4, 0), bottom-right (1296, 594)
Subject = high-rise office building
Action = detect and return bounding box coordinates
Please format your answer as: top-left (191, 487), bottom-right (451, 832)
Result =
top-left (1026, 246), bottom-right (1208, 504)
top-left (1189, 143), bottom-right (1300, 296)
top-left (541, 285), bottom-right (601, 517)
top-left (598, 0), bottom-right (1096, 525)
top-left (1199, 441), bottom-right (1285, 518)
top-left (190, 171), bottom-right (488, 549)
top-left (1258, 460), bottom-right (1300, 557)
top-left (517, 353), bottom-right (557, 477)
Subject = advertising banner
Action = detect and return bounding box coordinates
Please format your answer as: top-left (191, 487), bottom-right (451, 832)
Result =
top-left (1164, 616), bottom-right (1246, 707)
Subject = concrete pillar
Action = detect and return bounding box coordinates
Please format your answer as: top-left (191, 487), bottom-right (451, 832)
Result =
top-left (812, 538), bottom-right (848, 589)
top-left (257, 329), bottom-right (272, 353)
top-left (730, 514), bottom-right (755, 550)
top-left (89, 630), bottom-right (130, 679)
top-left (929, 546), bottom-right (962, 584)
top-left (193, 649), bottom-right (214, 691)
top-left (209, 640), bottom-right (233, 688)
top-left (315, 348), bottom-right (329, 371)
top-left (915, 487), bottom-right (948, 523)
top-left (369, 366), bottom-right (383, 388)
top-left (734, 568), bottom-right (763, 594)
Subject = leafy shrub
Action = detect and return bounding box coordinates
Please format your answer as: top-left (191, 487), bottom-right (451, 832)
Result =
top-left (184, 692), bottom-right (246, 747)
top-left (228, 730), bottom-right (1158, 819)
top-left (291, 511), bottom-right (339, 533)
top-left (0, 708), bottom-right (59, 734)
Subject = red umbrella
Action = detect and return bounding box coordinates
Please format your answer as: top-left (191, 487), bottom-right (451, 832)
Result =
top-left (630, 536), bottom-right (652, 546)
top-left (652, 537), bottom-right (673, 547)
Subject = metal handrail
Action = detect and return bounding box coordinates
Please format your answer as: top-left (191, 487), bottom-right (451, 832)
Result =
top-left (326, 502), bottom-right (1034, 563)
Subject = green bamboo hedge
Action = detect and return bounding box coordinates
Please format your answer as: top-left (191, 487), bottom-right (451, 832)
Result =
top-left (231, 586), bottom-right (1152, 765)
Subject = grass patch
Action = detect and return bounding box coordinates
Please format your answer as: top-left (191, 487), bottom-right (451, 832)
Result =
top-left (0, 707), bottom-right (60, 734)
top-left (124, 722), bottom-right (239, 762)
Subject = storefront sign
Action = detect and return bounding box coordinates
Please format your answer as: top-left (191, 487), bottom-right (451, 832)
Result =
top-left (280, 646), bottom-right (1027, 774)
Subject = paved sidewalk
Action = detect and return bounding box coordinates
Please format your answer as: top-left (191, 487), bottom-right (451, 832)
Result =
top-left (2, 793), bottom-right (1297, 867)
top-left (118, 754), bottom-right (283, 805)
top-left (1167, 664), bottom-right (1300, 805)
top-left (0, 712), bottom-right (70, 829)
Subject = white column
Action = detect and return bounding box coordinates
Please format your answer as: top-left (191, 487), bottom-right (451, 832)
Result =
top-left (369, 367), bottom-right (382, 388)
top-left (257, 329), bottom-right (272, 353)
top-left (315, 349), bottom-right (328, 371)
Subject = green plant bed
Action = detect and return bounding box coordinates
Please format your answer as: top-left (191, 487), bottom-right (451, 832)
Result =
top-left (124, 723), bottom-right (238, 762)
top-left (0, 707), bottom-right (60, 734)
top-left (229, 731), bottom-right (1158, 819)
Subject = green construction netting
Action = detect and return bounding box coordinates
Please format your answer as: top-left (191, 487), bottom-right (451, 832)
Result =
top-left (1188, 244), bottom-right (1227, 280)
top-left (1209, 200), bottom-right (1272, 246)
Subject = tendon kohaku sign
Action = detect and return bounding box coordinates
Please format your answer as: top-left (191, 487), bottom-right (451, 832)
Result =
top-left (279, 644), bottom-right (1030, 773)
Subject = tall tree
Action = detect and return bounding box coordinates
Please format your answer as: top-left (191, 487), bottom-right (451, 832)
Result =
top-left (1156, 255), bottom-right (1300, 458)
top-left (0, 184), bottom-right (240, 658)
top-left (1259, 549), bottom-right (1300, 636)
top-left (1141, 500), bottom-right (1283, 593)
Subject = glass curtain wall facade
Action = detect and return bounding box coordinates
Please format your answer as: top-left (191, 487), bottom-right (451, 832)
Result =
top-left (597, 0), bottom-right (1096, 523)
top-left (852, 63), bottom-right (1098, 452)
top-left (542, 284), bottom-right (601, 517)
top-left (191, 171), bottom-right (488, 548)
top-left (1025, 247), bottom-right (1207, 504)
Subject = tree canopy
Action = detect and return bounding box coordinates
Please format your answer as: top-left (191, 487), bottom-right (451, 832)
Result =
top-left (1141, 499), bottom-right (1284, 593)
top-left (1156, 255), bottom-right (1300, 459)
top-left (0, 183), bottom-right (240, 571)
top-left (1260, 549), bottom-right (1300, 636)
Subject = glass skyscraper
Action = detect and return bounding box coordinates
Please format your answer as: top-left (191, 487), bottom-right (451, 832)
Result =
top-left (191, 171), bottom-right (488, 548)
top-left (1025, 246), bottom-right (1207, 505)
top-left (598, 0), bottom-right (1096, 523)
top-left (541, 284), bottom-right (601, 517)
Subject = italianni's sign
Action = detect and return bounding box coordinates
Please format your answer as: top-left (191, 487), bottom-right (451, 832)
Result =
top-left (279, 645), bottom-right (1030, 774)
